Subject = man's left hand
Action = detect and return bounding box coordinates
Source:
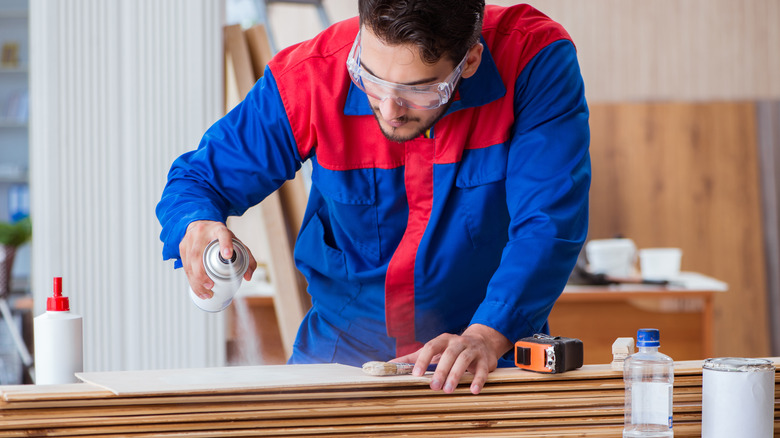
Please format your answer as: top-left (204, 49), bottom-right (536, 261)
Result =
top-left (391, 324), bottom-right (512, 395)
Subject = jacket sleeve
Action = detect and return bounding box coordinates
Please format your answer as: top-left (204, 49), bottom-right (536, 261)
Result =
top-left (469, 40), bottom-right (591, 344)
top-left (155, 68), bottom-right (302, 267)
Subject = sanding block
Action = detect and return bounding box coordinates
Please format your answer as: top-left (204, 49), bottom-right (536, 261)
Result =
top-left (515, 334), bottom-right (584, 373)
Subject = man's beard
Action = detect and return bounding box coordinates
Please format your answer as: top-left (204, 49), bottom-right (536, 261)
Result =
top-left (370, 98), bottom-right (455, 143)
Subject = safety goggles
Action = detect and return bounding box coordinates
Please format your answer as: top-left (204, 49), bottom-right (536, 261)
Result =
top-left (346, 30), bottom-right (469, 110)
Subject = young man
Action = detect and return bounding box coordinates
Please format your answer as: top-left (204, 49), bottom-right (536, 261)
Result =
top-left (157, 0), bottom-right (590, 395)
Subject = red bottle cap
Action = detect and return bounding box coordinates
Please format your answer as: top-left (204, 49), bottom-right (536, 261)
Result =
top-left (46, 277), bottom-right (70, 311)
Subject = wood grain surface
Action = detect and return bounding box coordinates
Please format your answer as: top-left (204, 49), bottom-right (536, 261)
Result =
top-left (588, 102), bottom-right (770, 358)
top-left (0, 360), bottom-right (777, 437)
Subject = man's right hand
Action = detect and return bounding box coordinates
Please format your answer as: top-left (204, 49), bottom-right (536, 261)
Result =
top-left (179, 220), bottom-right (257, 299)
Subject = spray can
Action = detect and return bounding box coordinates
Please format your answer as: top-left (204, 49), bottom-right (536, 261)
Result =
top-left (33, 277), bottom-right (83, 385)
top-left (189, 238), bottom-right (249, 312)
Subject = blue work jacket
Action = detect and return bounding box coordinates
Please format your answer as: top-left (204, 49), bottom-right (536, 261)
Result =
top-left (157, 4), bottom-right (591, 366)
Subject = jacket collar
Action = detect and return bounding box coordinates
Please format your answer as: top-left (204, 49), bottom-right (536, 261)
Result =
top-left (343, 37), bottom-right (506, 117)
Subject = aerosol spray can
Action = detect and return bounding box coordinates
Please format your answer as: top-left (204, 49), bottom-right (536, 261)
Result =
top-left (189, 238), bottom-right (249, 312)
top-left (33, 277), bottom-right (83, 385)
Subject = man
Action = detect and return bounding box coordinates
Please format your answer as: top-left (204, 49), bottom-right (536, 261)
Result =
top-left (157, 0), bottom-right (590, 395)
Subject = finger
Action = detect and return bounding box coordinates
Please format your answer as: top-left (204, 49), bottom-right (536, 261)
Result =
top-left (242, 244), bottom-right (258, 282)
top-left (414, 340), bottom-right (446, 379)
top-left (441, 347), bottom-right (476, 394)
top-left (429, 339), bottom-right (465, 392)
top-left (216, 228), bottom-right (236, 261)
top-left (181, 221), bottom-right (222, 299)
top-left (468, 360), bottom-right (490, 395)
top-left (180, 242), bottom-right (211, 299)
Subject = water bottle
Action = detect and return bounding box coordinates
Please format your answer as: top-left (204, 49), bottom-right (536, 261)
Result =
top-left (623, 328), bottom-right (674, 438)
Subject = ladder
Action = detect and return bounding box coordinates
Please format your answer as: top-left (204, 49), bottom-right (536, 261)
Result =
top-left (254, 0), bottom-right (330, 53)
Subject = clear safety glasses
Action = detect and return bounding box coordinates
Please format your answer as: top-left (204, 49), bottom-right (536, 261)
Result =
top-left (346, 30), bottom-right (469, 110)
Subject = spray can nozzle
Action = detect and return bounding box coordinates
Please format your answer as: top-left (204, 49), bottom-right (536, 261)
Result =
top-left (218, 249), bottom-right (238, 264)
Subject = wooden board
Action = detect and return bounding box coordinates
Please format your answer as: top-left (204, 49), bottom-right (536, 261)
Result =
top-left (222, 23), bottom-right (309, 359)
top-left (1, 360), bottom-right (775, 437)
top-left (75, 363), bottom-right (430, 396)
top-left (71, 360), bottom-right (723, 397)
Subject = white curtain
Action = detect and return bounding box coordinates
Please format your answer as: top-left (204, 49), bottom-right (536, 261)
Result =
top-left (29, 0), bottom-right (226, 372)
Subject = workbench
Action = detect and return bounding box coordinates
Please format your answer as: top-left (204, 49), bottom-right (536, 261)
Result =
top-left (0, 359), bottom-right (776, 437)
top-left (551, 272), bottom-right (727, 364)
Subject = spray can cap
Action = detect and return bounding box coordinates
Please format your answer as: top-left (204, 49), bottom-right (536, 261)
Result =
top-left (636, 328), bottom-right (660, 347)
top-left (46, 277), bottom-right (70, 311)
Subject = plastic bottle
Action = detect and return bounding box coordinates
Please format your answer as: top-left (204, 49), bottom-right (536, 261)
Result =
top-left (623, 328), bottom-right (674, 438)
top-left (33, 277), bottom-right (84, 384)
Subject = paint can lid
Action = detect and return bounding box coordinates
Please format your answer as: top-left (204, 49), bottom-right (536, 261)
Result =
top-left (703, 357), bottom-right (775, 372)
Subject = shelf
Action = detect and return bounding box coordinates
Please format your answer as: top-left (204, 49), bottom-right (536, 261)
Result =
top-left (0, 67), bottom-right (28, 74)
top-left (0, 172), bottom-right (28, 184)
top-left (0, 11), bottom-right (28, 19)
top-left (0, 120), bottom-right (27, 128)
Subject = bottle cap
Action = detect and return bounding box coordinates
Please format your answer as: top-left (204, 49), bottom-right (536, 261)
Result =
top-left (46, 277), bottom-right (70, 311)
top-left (636, 328), bottom-right (660, 347)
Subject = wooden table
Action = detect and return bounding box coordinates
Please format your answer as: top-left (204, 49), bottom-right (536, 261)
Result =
top-left (549, 272), bottom-right (727, 364)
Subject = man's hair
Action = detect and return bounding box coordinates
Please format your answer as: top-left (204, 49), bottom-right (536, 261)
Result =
top-left (358, 0), bottom-right (485, 65)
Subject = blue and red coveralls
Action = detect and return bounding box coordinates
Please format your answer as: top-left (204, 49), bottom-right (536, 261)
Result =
top-left (157, 4), bottom-right (591, 367)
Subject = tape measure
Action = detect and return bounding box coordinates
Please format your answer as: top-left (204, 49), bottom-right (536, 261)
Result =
top-left (514, 334), bottom-right (584, 373)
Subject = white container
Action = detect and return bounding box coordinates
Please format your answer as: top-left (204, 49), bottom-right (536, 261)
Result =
top-left (33, 277), bottom-right (83, 385)
top-left (639, 248), bottom-right (682, 280)
top-left (702, 357), bottom-right (775, 438)
top-left (585, 238), bottom-right (637, 278)
top-left (623, 328), bottom-right (674, 438)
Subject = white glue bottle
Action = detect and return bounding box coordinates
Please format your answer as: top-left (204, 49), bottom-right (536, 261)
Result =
top-left (33, 277), bottom-right (84, 385)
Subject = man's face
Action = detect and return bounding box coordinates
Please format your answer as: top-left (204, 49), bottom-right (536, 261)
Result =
top-left (357, 28), bottom-right (461, 143)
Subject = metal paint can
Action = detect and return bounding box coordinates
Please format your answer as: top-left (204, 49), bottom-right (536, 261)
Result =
top-left (189, 238), bottom-right (249, 312)
top-left (701, 357), bottom-right (775, 438)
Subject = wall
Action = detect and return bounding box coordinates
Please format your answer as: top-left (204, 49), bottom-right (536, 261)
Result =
top-left (30, 0), bottom-right (226, 372)
top-left (268, 0), bottom-right (780, 102)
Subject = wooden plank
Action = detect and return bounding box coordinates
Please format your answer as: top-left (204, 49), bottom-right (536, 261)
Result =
top-left (222, 22), bottom-right (308, 359)
top-left (239, 23), bottom-right (309, 357)
top-left (0, 361), bottom-right (774, 438)
top-left (71, 361), bottom-right (719, 397)
top-left (243, 24), bottom-right (273, 78)
top-left (75, 363), bottom-right (430, 396)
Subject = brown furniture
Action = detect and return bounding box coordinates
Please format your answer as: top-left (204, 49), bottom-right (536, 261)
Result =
top-left (549, 273), bottom-right (727, 364)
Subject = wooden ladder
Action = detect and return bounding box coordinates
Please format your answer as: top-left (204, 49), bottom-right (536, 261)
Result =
top-left (254, 0), bottom-right (330, 53)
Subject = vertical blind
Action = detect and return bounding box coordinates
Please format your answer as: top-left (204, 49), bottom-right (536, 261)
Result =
top-left (29, 0), bottom-right (225, 372)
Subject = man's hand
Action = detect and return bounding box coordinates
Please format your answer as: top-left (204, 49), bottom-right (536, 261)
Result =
top-left (391, 324), bottom-right (512, 395)
top-left (179, 220), bottom-right (257, 299)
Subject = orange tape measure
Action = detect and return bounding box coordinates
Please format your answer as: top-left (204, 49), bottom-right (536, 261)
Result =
top-left (515, 334), bottom-right (584, 373)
